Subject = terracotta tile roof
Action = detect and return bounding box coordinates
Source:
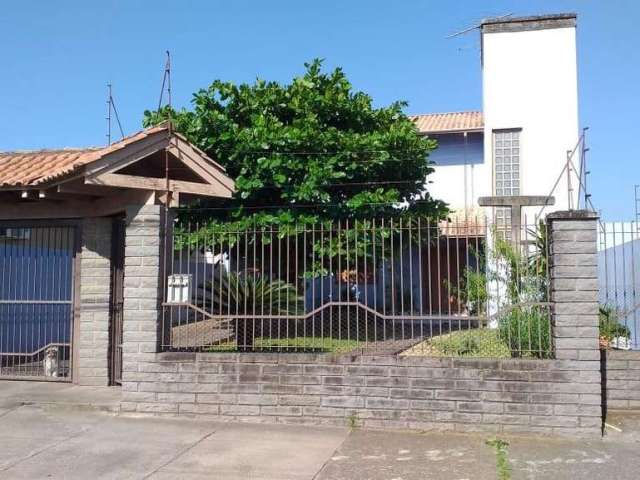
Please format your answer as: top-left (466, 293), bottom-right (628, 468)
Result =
top-left (0, 124), bottom-right (168, 188)
top-left (409, 111), bottom-right (483, 134)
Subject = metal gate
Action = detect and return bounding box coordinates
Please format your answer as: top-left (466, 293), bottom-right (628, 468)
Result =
top-left (109, 218), bottom-right (125, 385)
top-left (0, 224), bottom-right (77, 381)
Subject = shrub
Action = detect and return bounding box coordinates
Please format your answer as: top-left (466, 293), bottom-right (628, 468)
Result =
top-left (498, 307), bottom-right (552, 359)
top-left (599, 304), bottom-right (630, 344)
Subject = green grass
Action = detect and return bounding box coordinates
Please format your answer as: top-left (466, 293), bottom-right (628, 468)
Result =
top-left (402, 328), bottom-right (511, 358)
top-left (205, 336), bottom-right (361, 353)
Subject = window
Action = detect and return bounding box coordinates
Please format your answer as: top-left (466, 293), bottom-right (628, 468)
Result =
top-left (493, 129), bottom-right (521, 239)
top-left (494, 129), bottom-right (521, 196)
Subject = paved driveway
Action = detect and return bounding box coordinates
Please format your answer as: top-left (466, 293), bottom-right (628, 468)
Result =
top-left (1, 399), bottom-right (640, 479)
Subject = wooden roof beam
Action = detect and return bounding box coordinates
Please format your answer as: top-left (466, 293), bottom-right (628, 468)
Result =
top-left (86, 172), bottom-right (233, 198)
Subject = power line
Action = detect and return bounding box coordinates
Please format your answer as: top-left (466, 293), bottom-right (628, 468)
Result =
top-left (172, 199), bottom-right (436, 212)
top-left (193, 147), bottom-right (433, 156)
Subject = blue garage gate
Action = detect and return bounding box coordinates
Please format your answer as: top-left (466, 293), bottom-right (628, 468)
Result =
top-left (0, 224), bottom-right (77, 381)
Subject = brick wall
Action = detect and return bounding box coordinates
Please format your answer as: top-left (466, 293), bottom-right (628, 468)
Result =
top-left (120, 353), bottom-right (602, 437)
top-left (605, 350), bottom-right (640, 410)
top-left (78, 217), bottom-right (112, 386)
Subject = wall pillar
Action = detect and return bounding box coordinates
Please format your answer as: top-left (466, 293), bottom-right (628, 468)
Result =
top-left (548, 210), bottom-right (602, 435)
top-left (77, 217), bottom-right (112, 386)
top-left (120, 205), bottom-right (166, 404)
top-left (548, 210), bottom-right (600, 360)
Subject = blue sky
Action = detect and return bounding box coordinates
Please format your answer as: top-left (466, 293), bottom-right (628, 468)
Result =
top-left (1, 1), bottom-right (638, 219)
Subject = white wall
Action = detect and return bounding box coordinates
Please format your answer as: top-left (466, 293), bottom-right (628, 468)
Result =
top-left (427, 132), bottom-right (483, 212)
top-left (482, 24), bottom-right (580, 218)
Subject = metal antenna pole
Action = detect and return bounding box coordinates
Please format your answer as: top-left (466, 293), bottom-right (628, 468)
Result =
top-left (163, 51), bottom-right (172, 206)
top-left (566, 149), bottom-right (573, 210)
top-left (106, 83), bottom-right (112, 146)
top-left (582, 127), bottom-right (591, 210)
top-left (635, 185), bottom-right (640, 226)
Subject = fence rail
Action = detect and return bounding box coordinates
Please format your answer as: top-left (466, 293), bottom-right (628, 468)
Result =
top-left (161, 216), bottom-right (552, 358)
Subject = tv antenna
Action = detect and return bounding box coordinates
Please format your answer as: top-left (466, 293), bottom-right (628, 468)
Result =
top-left (158, 50), bottom-right (172, 111)
top-left (106, 83), bottom-right (125, 145)
top-left (446, 13), bottom-right (513, 38)
top-left (157, 50), bottom-right (173, 207)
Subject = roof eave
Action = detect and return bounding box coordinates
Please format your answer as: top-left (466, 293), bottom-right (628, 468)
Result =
top-left (419, 127), bottom-right (484, 135)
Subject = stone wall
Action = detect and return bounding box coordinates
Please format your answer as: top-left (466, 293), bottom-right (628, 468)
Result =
top-left (605, 350), bottom-right (640, 410)
top-left (78, 217), bottom-right (112, 386)
top-left (120, 353), bottom-right (602, 437)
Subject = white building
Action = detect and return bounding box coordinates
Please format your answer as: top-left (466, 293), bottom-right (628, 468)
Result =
top-left (411, 13), bottom-right (581, 225)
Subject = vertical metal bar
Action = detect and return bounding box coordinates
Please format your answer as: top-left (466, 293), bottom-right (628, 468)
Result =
top-left (303, 221), bottom-right (308, 347)
top-left (372, 217), bottom-right (377, 347)
top-left (381, 218), bottom-right (386, 342)
top-left (260, 223), bottom-right (265, 346)
top-left (294, 221), bottom-right (299, 349)
top-left (269, 224), bottom-right (273, 343)
top-left (417, 217), bottom-right (424, 353)
top-left (621, 221), bottom-right (629, 337)
top-left (345, 219), bottom-right (351, 343)
top-left (243, 224), bottom-right (249, 350)
top-left (408, 218), bottom-right (414, 341)
top-left (399, 217), bottom-right (404, 341)
top-left (321, 221), bottom-right (326, 351)
top-left (354, 219), bottom-right (359, 347)
top-left (631, 221), bottom-right (638, 348)
top-left (252, 220), bottom-right (257, 351)
top-left (436, 220), bottom-right (442, 337)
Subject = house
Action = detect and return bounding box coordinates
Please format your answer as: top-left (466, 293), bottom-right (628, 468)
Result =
top-left (0, 13), bottom-right (587, 386)
top-left (0, 124), bottom-right (235, 384)
top-left (411, 13), bottom-right (581, 228)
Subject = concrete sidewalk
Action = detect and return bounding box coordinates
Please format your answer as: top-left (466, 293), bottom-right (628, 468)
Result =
top-left (1, 405), bottom-right (640, 479)
top-left (1, 381), bottom-right (640, 479)
top-left (0, 404), bottom-right (346, 479)
top-left (0, 379), bottom-right (121, 411)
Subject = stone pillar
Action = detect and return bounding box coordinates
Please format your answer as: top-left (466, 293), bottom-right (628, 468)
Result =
top-left (121, 205), bottom-right (166, 397)
top-left (548, 210), bottom-right (602, 435)
top-left (77, 217), bottom-right (112, 386)
top-left (548, 210), bottom-right (600, 361)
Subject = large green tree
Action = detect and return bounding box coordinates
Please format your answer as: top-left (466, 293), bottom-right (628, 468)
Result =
top-left (143, 59), bottom-right (446, 225)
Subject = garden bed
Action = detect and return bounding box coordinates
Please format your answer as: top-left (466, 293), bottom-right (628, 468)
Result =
top-left (400, 328), bottom-right (511, 358)
top-left (205, 336), bottom-right (361, 353)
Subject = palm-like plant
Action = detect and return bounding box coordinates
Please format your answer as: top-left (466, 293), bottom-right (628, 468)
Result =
top-left (199, 271), bottom-right (304, 351)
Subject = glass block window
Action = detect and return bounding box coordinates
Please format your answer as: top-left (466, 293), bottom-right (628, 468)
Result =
top-left (494, 129), bottom-right (521, 241)
top-left (494, 130), bottom-right (520, 196)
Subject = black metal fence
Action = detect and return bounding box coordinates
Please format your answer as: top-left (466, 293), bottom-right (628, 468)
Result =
top-left (162, 216), bottom-right (552, 358)
top-left (0, 225), bottom-right (76, 380)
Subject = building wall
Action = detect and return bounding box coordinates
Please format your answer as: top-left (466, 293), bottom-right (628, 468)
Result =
top-left (427, 132), bottom-right (484, 212)
top-left (78, 217), bottom-right (112, 386)
top-left (482, 22), bottom-right (580, 215)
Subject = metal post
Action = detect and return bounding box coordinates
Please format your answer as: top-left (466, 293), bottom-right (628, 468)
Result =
top-left (566, 149), bottom-right (573, 210)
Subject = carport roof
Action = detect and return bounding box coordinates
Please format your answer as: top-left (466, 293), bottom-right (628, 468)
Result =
top-left (0, 123), bottom-right (234, 198)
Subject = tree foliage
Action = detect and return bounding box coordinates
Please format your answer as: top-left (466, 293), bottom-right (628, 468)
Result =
top-left (144, 59), bottom-right (446, 226)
